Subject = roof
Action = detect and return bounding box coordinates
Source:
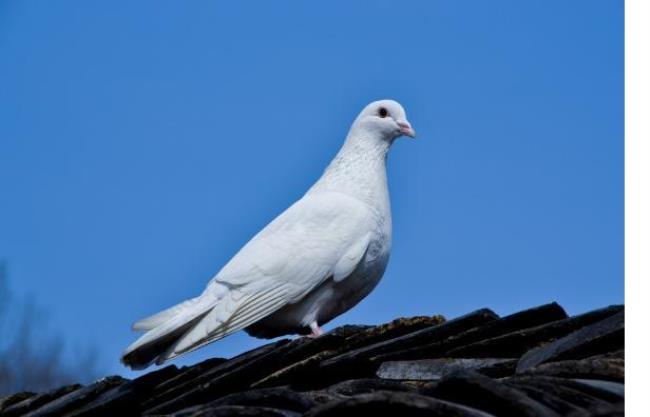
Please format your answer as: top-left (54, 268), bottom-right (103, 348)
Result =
top-left (0, 302), bottom-right (624, 417)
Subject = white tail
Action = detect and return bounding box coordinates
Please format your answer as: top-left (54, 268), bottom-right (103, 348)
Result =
top-left (132, 296), bottom-right (203, 332)
top-left (121, 281), bottom-right (290, 369)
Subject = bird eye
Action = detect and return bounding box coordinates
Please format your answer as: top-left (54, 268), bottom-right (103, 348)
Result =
top-left (378, 107), bottom-right (388, 118)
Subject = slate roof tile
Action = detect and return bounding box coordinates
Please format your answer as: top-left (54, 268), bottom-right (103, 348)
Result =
top-left (0, 302), bottom-right (624, 417)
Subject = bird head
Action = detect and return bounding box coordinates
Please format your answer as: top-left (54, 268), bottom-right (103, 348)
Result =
top-left (351, 99), bottom-right (416, 142)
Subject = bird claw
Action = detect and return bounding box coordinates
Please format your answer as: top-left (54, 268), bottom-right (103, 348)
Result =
top-left (308, 322), bottom-right (324, 338)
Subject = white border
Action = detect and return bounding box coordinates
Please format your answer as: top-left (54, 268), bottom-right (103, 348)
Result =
top-left (625, 0), bottom-right (649, 415)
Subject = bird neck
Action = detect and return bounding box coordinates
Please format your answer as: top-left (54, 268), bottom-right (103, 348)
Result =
top-left (308, 130), bottom-right (392, 211)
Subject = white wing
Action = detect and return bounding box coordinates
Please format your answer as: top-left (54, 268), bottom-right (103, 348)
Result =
top-left (161, 191), bottom-right (375, 359)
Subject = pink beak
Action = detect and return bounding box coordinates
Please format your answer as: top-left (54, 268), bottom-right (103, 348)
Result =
top-left (397, 121), bottom-right (416, 138)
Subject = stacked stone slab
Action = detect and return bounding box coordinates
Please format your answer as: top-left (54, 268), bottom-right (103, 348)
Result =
top-left (0, 302), bottom-right (624, 417)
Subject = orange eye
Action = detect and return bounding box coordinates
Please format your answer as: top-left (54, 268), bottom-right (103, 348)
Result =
top-left (378, 107), bottom-right (388, 118)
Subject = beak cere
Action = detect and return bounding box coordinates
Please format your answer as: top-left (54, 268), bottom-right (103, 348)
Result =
top-left (397, 121), bottom-right (416, 138)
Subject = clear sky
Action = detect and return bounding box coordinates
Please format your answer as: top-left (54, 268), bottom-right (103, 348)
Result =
top-left (0, 1), bottom-right (622, 379)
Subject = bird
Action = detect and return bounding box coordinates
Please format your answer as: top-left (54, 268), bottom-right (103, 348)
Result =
top-left (121, 99), bottom-right (416, 369)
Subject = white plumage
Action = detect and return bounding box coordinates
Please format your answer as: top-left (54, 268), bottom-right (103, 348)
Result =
top-left (122, 99), bottom-right (416, 369)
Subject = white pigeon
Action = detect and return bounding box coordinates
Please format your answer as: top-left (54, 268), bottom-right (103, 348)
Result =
top-left (121, 99), bottom-right (416, 369)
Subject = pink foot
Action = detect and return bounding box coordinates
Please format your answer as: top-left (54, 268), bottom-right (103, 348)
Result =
top-left (308, 322), bottom-right (324, 338)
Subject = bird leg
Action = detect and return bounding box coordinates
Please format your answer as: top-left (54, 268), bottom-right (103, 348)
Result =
top-left (308, 321), bottom-right (324, 338)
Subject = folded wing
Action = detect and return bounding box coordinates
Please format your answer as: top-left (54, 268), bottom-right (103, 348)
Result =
top-left (122, 192), bottom-right (373, 368)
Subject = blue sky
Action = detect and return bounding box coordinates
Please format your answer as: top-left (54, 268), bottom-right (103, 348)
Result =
top-left (0, 1), bottom-right (622, 378)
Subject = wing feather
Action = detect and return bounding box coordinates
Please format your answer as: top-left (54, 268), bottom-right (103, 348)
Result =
top-left (160, 284), bottom-right (291, 362)
top-left (148, 191), bottom-right (376, 365)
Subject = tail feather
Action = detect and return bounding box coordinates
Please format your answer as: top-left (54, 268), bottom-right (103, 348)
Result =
top-left (121, 282), bottom-right (291, 370)
top-left (121, 295), bottom-right (217, 369)
top-left (121, 309), bottom-right (211, 370)
top-left (160, 284), bottom-right (289, 363)
top-left (132, 297), bottom-right (202, 332)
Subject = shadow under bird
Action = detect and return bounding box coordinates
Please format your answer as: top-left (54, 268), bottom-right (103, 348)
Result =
top-left (122, 100), bottom-right (416, 369)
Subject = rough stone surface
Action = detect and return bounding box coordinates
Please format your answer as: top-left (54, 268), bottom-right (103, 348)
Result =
top-left (446, 305), bottom-right (623, 359)
top-left (303, 391), bottom-right (496, 417)
top-left (325, 378), bottom-right (417, 397)
top-left (141, 339), bottom-right (291, 412)
top-left (151, 357), bottom-right (228, 397)
top-left (504, 376), bottom-right (623, 409)
top-left (0, 393), bottom-right (36, 413)
top-left (520, 355), bottom-right (624, 382)
top-left (374, 302), bottom-right (568, 363)
top-left (1, 303), bottom-right (624, 417)
top-left (567, 402), bottom-right (624, 417)
top-left (2, 384), bottom-right (81, 417)
top-left (429, 370), bottom-right (561, 417)
top-left (343, 315), bottom-right (446, 350)
top-left (170, 404), bottom-right (301, 416)
top-left (318, 309), bottom-right (499, 374)
top-left (571, 380), bottom-right (625, 398)
top-left (517, 311), bottom-right (624, 372)
top-left (22, 376), bottom-right (127, 417)
top-left (67, 365), bottom-right (180, 417)
top-left (170, 387), bottom-right (315, 417)
top-left (377, 358), bottom-right (516, 380)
